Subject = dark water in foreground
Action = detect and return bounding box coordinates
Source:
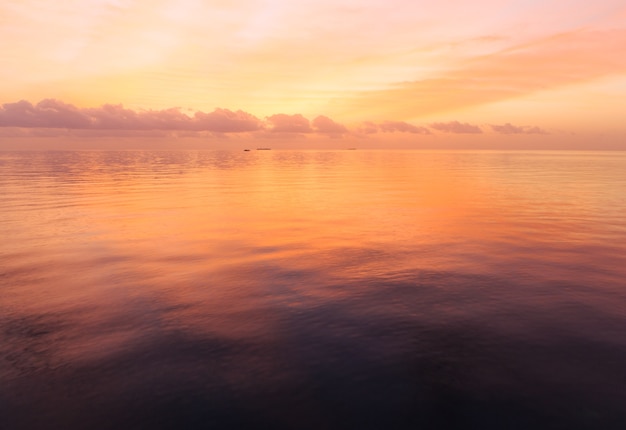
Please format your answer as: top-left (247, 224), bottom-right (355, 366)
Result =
top-left (1, 149), bottom-right (625, 429)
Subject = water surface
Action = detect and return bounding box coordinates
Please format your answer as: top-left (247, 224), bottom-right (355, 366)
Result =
top-left (1, 150), bottom-right (625, 429)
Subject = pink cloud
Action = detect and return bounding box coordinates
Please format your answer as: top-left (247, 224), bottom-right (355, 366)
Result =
top-left (193, 108), bottom-right (262, 132)
top-left (312, 115), bottom-right (348, 135)
top-left (0, 99), bottom-right (263, 133)
top-left (0, 100), bottom-right (91, 128)
top-left (356, 121), bottom-right (379, 134)
top-left (378, 121), bottom-right (430, 134)
top-left (85, 104), bottom-right (149, 129)
top-left (429, 121), bottom-right (482, 134)
top-left (2, 99), bottom-right (553, 142)
top-left (355, 120), bottom-right (430, 134)
top-left (491, 123), bottom-right (548, 134)
top-left (265, 113), bottom-right (312, 133)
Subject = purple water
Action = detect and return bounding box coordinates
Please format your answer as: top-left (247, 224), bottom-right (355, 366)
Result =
top-left (1, 149), bottom-right (625, 429)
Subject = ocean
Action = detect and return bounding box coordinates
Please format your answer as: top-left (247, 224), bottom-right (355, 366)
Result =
top-left (1, 149), bottom-right (625, 429)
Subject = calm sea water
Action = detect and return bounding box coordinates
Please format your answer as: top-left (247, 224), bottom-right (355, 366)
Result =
top-left (1, 149), bottom-right (625, 429)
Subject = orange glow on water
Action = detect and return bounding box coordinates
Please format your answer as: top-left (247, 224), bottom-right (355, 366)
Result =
top-left (2, 150), bottom-right (626, 428)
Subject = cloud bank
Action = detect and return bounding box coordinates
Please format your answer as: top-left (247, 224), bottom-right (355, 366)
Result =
top-left (430, 121), bottom-right (482, 134)
top-left (0, 99), bottom-right (548, 141)
top-left (357, 121), bottom-right (431, 135)
top-left (491, 123), bottom-right (548, 134)
top-left (266, 113), bottom-right (313, 133)
top-left (0, 99), bottom-right (264, 132)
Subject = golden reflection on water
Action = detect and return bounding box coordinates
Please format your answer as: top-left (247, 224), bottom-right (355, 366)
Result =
top-left (3, 150), bottom-right (626, 306)
top-left (2, 150), bottom-right (626, 428)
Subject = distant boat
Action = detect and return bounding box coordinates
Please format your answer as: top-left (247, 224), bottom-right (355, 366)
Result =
top-left (256, 147), bottom-right (271, 150)
top-left (243, 149), bottom-right (251, 151)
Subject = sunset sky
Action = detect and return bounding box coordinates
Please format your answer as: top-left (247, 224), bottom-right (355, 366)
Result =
top-left (1, 0), bottom-right (626, 148)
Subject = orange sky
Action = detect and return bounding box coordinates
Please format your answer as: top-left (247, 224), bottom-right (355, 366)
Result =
top-left (1, 0), bottom-right (626, 148)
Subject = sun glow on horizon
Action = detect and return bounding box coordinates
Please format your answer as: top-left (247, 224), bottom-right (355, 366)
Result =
top-left (1, 0), bottom-right (626, 148)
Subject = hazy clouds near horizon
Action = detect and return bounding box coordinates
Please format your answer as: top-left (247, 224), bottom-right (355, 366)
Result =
top-left (1, 100), bottom-right (550, 141)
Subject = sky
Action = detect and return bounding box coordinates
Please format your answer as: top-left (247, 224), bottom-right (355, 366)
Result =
top-left (1, 0), bottom-right (626, 149)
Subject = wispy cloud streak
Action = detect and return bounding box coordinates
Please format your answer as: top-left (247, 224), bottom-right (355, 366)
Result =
top-left (338, 29), bottom-right (626, 120)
